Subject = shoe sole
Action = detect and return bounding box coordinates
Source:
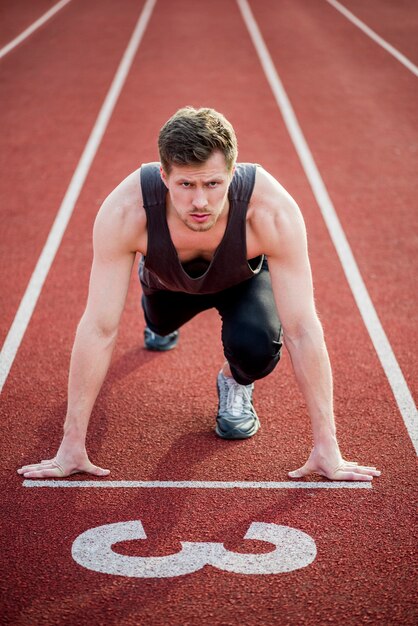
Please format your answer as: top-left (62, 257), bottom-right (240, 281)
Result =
top-left (215, 416), bottom-right (260, 440)
top-left (144, 342), bottom-right (178, 352)
top-left (144, 331), bottom-right (179, 352)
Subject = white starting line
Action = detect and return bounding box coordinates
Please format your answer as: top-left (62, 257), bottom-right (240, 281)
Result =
top-left (23, 479), bottom-right (372, 489)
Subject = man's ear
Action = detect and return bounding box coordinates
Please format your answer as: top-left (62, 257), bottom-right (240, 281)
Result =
top-left (160, 165), bottom-right (168, 187)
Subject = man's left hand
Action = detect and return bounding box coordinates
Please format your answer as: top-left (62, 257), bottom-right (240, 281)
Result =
top-left (288, 446), bottom-right (381, 481)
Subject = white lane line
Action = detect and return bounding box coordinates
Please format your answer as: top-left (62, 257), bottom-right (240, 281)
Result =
top-left (0, 0), bottom-right (73, 61)
top-left (325, 0), bottom-right (418, 77)
top-left (23, 480), bottom-right (372, 489)
top-left (0, 0), bottom-right (157, 393)
top-left (237, 0), bottom-right (418, 455)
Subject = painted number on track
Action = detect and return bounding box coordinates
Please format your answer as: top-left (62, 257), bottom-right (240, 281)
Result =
top-left (72, 520), bottom-right (317, 578)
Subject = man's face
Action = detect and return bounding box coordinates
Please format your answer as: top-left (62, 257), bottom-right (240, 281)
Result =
top-left (161, 151), bottom-right (234, 232)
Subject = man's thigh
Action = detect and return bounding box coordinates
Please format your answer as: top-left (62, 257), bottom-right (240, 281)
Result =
top-left (215, 260), bottom-right (281, 334)
top-left (214, 261), bottom-right (282, 383)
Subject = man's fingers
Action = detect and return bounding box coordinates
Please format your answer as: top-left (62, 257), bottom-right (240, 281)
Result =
top-left (343, 461), bottom-right (378, 471)
top-left (333, 465), bottom-right (381, 480)
top-left (20, 467), bottom-right (65, 479)
top-left (17, 461), bottom-right (46, 474)
top-left (18, 457), bottom-right (110, 479)
top-left (18, 461), bottom-right (62, 474)
top-left (334, 470), bottom-right (373, 481)
top-left (87, 464), bottom-right (110, 477)
top-left (19, 464), bottom-right (110, 478)
top-left (287, 460), bottom-right (380, 481)
top-left (349, 466), bottom-right (380, 477)
top-left (288, 465), bottom-right (310, 478)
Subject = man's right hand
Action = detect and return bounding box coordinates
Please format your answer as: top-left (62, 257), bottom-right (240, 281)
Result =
top-left (17, 452), bottom-right (110, 479)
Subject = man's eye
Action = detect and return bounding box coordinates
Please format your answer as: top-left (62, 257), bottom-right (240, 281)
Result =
top-left (207, 182), bottom-right (218, 188)
top-left (181, 182), bottom-right (191, 188)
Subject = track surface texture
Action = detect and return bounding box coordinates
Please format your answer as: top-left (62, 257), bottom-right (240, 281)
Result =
top-left (1, 1), bottom-right (417, 625)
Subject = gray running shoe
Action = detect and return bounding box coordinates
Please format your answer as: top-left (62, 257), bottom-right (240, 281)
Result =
top-left (144, 327), bottom-right (179, 351)
top-left (215, 371), bottom-right (260, 439)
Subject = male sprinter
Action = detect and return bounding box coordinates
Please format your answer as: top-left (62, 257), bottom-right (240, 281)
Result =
top-left (18, 107), bottom-right (380, 481)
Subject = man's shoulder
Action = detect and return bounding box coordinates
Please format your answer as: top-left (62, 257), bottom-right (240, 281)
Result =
top-left (105, 167), bottom-right (143, 209)
top-left (94, 167), bottom-right (147, 252)
top-left (247, 165), bottom-right (305, 256)
top-left (250, 165), bottom-right (298, 216)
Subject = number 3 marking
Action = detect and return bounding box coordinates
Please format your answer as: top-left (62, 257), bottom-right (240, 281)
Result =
top-left (72, 521), bottom-right (316, 578)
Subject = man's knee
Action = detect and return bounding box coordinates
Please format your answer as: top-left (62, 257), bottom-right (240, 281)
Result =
top-left (223, 323), bottom-right (282, 383)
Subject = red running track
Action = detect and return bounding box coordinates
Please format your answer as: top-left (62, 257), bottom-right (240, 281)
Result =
top-left (1, 1), bottom-right (417, 624)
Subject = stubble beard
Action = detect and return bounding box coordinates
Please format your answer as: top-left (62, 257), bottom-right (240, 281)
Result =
top-left (184, 218), bottom-right (216, 233)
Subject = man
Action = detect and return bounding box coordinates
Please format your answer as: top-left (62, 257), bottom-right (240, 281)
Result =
top-left (18, 107), bottom-right (380, 481)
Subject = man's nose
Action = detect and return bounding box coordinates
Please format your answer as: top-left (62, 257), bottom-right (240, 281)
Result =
top-left (192, 189), bottom-right (208, 210)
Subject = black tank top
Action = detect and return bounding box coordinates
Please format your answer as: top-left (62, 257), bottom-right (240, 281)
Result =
top-left (139, 162), bottom-right (264, 295)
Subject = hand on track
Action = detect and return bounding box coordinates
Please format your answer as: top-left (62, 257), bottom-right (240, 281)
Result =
top-left (288, 446), bottom-right (381, 481)
top-left (17, 455), bottom-right (110, 479)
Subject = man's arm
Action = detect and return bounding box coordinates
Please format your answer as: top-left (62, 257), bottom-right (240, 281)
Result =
top-left (18, 176), bottom-right (143, 478)
top-left (251, 170), bottom-right (380, 481)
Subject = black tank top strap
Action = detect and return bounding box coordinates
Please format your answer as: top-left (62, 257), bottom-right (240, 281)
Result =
top-left (140, 162), bottom-right (166, 207)
top-left (228, 163), bottom-right (257, 203)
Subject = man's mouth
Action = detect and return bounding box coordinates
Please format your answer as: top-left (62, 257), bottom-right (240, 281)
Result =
top-left (190, 213), bottom-right (210, 223)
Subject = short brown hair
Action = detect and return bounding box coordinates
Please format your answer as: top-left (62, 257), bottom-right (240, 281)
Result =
top-left (158, 107), bottom-right (238, 173)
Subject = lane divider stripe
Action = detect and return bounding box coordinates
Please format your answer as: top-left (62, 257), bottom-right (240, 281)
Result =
top-left (325, 0), bottom-right (418, 77)
top-left (0, 0), bottom-right (73, 61)
top-left (23, 480), bottom-right (372, 489)
top-left (237, 0), bottom-right (418, 454)
top-left (0, 0), bottom-right (157, 393)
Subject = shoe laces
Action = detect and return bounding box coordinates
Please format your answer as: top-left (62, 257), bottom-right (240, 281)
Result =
top-left (221, 376), bottom-right (255, 418)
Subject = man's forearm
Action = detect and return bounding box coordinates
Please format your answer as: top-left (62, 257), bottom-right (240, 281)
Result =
top-left (63, 315), bottom-right (118, 444)
top-left (285, 325), bottom-right (337, 444)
